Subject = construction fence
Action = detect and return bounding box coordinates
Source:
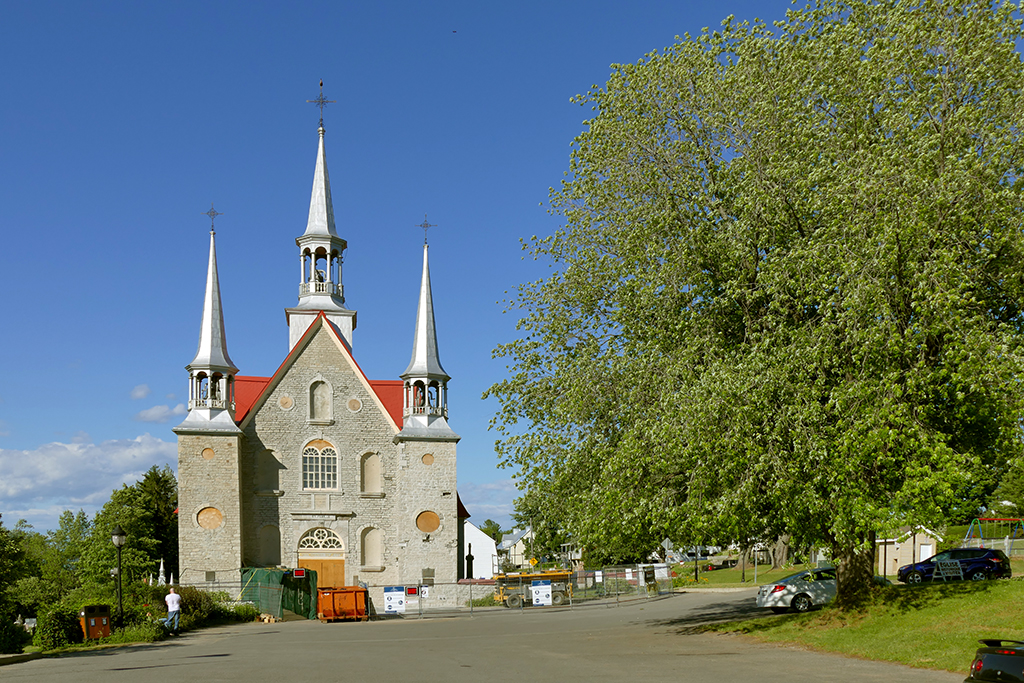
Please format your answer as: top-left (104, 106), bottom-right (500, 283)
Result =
top-left (359, 563), bottom-right (675, 620)
top-left (239, 567), bottom-right (318, 620)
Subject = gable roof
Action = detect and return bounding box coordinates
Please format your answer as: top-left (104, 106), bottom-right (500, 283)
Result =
top-left (236, 312), bottom-right (402, 432)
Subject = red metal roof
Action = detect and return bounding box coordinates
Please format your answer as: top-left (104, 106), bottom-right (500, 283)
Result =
top-left (368, 380), bottom-right (403, 428)
top-left (234, 376), bottom-right (272, 423)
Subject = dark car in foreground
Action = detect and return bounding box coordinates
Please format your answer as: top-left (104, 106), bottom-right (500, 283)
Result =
top-left (966, 639), bottom-right (1024, 682)
top-left (896, 548), bottom-right (1011, 583)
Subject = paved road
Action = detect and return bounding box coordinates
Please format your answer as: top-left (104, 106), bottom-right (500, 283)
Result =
top-left (6, 590), bottom-right (965, 682)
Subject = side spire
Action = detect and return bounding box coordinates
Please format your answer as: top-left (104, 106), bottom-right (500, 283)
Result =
top-left (402, 242), bottom-right (448, 381)
top-left (189, 225), bottom-right (237, 373)
top-left (398, 235), bottom-right (458, 442)
top-left (175, 211), bottom-right (241, 435)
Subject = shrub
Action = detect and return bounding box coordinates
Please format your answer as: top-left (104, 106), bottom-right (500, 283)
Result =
top-left (229, 603), bottom-right (260, 622)
top-left (175, 586), bottom-right (216, 631)
top-left (34, 606), bottom-right (84, 650)
top-left (0, 616), bottom-right (31, 654)
top-left (107, 621), bottom-right (165, 644)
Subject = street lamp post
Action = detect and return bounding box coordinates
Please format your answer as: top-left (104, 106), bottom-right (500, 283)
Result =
top-left (111, 525), bottom-right (127, 627)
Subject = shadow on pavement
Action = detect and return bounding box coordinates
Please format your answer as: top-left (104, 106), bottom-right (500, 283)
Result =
top-left (647, 598), bottom-right (769, 634)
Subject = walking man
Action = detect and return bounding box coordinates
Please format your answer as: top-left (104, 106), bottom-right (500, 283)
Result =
top-left (163, 587), bottom-right (182, 633)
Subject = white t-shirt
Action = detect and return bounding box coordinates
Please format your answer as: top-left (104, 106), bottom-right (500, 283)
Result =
top-left (165, 592), bottom-right (182, 612)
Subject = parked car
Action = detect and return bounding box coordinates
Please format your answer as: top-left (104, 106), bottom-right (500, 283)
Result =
top-left (756, 568), bottom-right (837, 614)
top-left (896, 548), bottom-right (1012, 584)
top-left (965, 639), bottom-right (1024, 682)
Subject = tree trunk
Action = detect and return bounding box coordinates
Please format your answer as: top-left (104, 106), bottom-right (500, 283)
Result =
top-left (738, 545), bottom-right (749, 583)
top-left (834, 532), bottom-right (876, 610)
top-left (771, 534), bottom-right (790, 570)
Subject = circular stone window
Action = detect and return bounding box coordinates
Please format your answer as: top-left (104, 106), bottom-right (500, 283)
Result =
top-left (416, 511), bottom-right (440, 533)
top-left (421, 453), bottom-right (434, 465)
top-left (201, 448), bottom-right (215, 460)
top-left (197, 507), bottom-right (224, 530)
top-left (347, 398), bottom-right (362, 412)
top-left (278, 395), bottom-right (294, 411)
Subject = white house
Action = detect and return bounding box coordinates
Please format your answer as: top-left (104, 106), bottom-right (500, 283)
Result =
top-left (462, 521), bottom-right (498, 579)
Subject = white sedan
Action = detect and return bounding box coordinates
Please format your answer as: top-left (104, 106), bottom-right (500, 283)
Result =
top-left (756, 567), bottom-right (837, 614)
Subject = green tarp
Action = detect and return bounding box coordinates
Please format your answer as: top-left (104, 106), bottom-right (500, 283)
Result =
top-left (240, 568), bottom-right (318, 620)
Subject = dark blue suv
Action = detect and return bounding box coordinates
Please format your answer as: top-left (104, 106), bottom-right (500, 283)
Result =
top-left (897, 547), bottom-right (1011, 583)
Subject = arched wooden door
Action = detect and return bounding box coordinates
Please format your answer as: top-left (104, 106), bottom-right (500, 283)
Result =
top-left (297, 527), bottom-right (346, 587)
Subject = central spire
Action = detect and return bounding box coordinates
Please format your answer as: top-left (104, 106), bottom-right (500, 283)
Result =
top-left (303, 125), bottom-right (338, 237)
top-left (286, 82), bottom-right (356, 351)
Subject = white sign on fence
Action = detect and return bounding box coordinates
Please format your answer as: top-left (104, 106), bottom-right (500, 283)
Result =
top-left (383, 586), bottom-right (405, 614)
top-left (595, 570), bottom-right (603, 583)
top-left (934, 560), bottom-right (963, 581)
top-left (531, 579), bottom-right (552, 606)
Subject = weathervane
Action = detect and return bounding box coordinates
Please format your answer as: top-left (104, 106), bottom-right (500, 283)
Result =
top-left (416, 214), bottom-right (436, 245)
top-left (307, 79), bottom-right (336, 127)
top-left (203, 203), bottom-right (223, 234)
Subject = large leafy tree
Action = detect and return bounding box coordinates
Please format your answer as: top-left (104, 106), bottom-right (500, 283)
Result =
top-left (488, 0), bottom-right (1024, 605)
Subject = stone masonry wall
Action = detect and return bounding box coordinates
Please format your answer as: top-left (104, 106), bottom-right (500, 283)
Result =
top-left (177, 433), bottom-right (243, 587)
top-left (235, 322), bottom-right (457, 588)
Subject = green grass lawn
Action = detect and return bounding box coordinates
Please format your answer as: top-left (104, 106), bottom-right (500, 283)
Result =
top-left (709, 577), bottom-right (1024, 673)
top-left (673, 562), bottom-right (821, 587)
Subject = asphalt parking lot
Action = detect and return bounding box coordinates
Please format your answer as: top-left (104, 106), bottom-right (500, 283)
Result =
top-left (3, 589), bottom-right (965, 682)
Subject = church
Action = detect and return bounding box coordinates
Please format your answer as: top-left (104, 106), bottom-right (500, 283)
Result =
top-left (172, 109), bottom-right (463, 596)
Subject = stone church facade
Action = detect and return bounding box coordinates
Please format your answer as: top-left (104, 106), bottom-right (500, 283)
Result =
top-left (173, 116), bottom-right (461, 596)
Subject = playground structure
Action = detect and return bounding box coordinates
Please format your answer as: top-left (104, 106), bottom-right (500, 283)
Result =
top-left (962, 518), bottom-right (1024, 555)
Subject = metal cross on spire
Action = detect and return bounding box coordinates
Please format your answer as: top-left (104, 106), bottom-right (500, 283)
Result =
top-left (203, 203), bottom-right (223, 234)
top-left (307, 79), bottom-right (336, 127)
top-left (416, 214), bottom-right (436, 245)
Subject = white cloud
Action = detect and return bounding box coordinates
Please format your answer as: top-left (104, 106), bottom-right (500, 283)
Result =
top-left (130, 384), bottom-right (151, 400)
top-left (457, 479), bottom-right (518, 527)
top-left (134, 404), bottom-right (187, 423)
top-left (0, 434), bottom-right (177, 531)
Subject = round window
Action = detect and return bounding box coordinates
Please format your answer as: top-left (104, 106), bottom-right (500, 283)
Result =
top-left (421, 453), bottom-right (434, 465)
top-left (197, 507), bottom-right (224, 530)
top-left (416, 511), bottom-right (440, 533)
top-left (201, 448), bottom-right (215, 460)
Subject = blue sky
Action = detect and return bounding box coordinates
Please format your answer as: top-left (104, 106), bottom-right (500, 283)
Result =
top-left (0, 0), bottom-right (794, 532)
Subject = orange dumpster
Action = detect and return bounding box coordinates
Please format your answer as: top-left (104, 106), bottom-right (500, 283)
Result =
top-left (317, 587), bottom-right (368, 622)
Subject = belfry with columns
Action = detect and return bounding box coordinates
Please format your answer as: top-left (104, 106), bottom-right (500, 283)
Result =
top-left (173, 103), bottom-right (464, 599)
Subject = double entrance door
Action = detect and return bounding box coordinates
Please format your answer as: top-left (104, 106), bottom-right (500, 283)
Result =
top-left (299, 557), bottom-right (346, 588)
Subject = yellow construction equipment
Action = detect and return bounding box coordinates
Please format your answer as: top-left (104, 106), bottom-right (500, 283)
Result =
top-left (493, 568), bottom-right (572, 608)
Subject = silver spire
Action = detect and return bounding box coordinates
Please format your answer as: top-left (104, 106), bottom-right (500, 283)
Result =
top-left (303, 126), bottom-right (338, 237)
top-left (188, 229), bottom-right (237, 374)
top-left (401, 244), bottom-right (449, 381)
